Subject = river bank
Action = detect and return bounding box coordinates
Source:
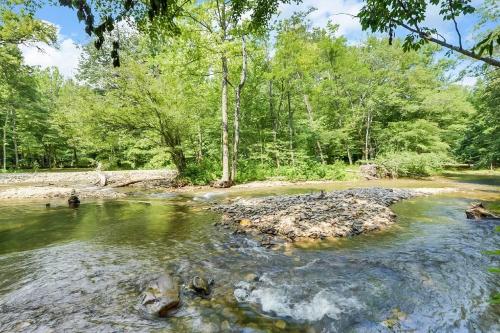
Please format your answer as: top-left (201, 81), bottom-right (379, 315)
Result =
top-left (0, 170), bottom-right (178, 200)
top-left (0, 169), bottom-right (497, 201)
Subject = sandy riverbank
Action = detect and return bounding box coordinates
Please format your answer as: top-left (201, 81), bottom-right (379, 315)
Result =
top-left (0, 170), bottom-right (177, 200)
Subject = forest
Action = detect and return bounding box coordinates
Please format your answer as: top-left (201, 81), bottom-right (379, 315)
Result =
top-left (0, 0), bottom-right (499, 185)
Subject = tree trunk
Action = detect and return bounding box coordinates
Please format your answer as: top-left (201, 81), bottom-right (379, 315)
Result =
top-left (364, 110), bottom-right (372, 161)
top-left (346, 146), bottom-right (353, 165)
top-left (269, 80), bottom-right (280, 168)
top-left (3, 110), bottom-right (9, 171)
top-left (287, 91), bottom-right (295, 166)
top-left (217, 0), bottom-right (231, 186)
top-left (221, 54), bottom-right (230, 184)
top-left (197, 123), bottom-right (203, 163)
top-left (11, 109), bottom-right (19, 168)
top-left (231, 35), bottom-right (247, 181)
top-left (171, 147), bottom-right (186, 174)
top-left (73, 147), bottom-right (78, 167)
top-left (303, 94), bottom-right (325, 164)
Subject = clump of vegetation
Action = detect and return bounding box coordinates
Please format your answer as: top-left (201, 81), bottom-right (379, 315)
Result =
top-left (375, 152), bottom-right (450, 178)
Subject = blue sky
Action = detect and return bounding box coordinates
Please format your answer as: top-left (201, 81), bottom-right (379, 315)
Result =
top-left (21, 0), bottom-right (490, 84)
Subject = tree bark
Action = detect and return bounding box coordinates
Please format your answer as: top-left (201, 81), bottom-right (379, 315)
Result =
top-left (346, 145), bottom-right (353, 165)
top-left (196, 123), bottom-right (203, 163)
top-left (11, 109), bottom-right (19, 168)
top-left (287, 91), bottom-right (295, 166)
top-left (269, 80), bottom-right (280, 168)
top-left (221, 54), bottom-right (230, 183)
top-left (364, 110), bottom-right (372, 161)
top-left (218, 0), bottom-right (231, 186)
top-left (231, 35), bottom-right (247, 181)
top-left (3, 110), bottom-right (10, 171)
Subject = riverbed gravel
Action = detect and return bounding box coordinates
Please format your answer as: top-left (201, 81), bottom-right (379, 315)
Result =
top-left (212, 188), bottom-right (425, 241)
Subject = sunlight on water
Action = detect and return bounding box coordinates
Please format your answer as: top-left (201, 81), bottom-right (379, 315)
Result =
top-left (0, 176), bottom-right (499, 332)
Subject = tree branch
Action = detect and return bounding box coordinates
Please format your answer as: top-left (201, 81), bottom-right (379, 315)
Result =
top-left (398, 21), bottom-right (500, 67)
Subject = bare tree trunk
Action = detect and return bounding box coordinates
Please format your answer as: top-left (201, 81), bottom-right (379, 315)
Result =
top-left (269, 80), bottom-right (280, 168)
top-left (231, 35), bottom-right (247, 181)
top-left (221, 54), bottom-right (230, 184)
top-left (303, 94), bottom-right (325, 164)
top-left (217, 0), bottom-right (231, 186)
top-left (197, 123), bottom-right (203, 163)
top-left (364, 110), bottom-right (372, 161)
top-left (346, 145), bottom-right (353, 165)
top-left (3, 110), bottom-right (9, 171)
top-left (287, 91), bottom-right (295, 166)
top-left (11, 109), bottom-right (19, 168)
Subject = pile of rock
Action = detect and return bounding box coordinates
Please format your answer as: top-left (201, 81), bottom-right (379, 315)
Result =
top-left (213, 188), bottom-right (418, 241)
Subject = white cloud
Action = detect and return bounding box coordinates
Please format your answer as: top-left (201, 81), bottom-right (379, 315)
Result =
top-left (458, 76), bottom-right (478, 87)
top-left (20, 23), bottom-right (82, 79)
top-left (278, 0), bottom-right (364, 39)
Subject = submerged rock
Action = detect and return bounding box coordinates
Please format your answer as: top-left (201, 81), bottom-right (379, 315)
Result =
top-left (465, 202), bottom-right (499, 220)
top-left (212, 188), bottom-right (420, 241)
top-left (141, 274), bottom-right (180, 317)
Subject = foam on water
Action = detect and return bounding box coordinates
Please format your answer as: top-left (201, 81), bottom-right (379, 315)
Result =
top-left (235, 282), bottom-right (362, 322)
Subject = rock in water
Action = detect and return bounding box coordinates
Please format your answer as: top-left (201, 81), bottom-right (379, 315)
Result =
top-left (189, 276), bottom-right (212, 296)
top-left (141, 274), bottom-right (180, 317)
top-left (67, 189), bottom-right (80, 208)
top-left (465, 202), bottom-right (499, 220)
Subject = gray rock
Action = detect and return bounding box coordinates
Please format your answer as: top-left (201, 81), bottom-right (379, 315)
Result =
top-left (141, 273), bottom-right (180, 317)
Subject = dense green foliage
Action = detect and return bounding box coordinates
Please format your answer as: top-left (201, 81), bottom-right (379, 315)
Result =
top-left (1, 1), bottom-right (498, 184)
top-left (44, 0), bottom-right (500, 67)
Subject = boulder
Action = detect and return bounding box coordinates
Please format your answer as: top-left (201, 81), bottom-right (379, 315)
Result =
top-left (189, 276), bottom-right (213, 296)
top-left (465, 203), bottom-right (499, 220)
top-left (141, 274), bottom-right (180, 317)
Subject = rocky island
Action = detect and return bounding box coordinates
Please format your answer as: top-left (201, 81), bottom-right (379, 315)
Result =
top-left (213, 188), bottom-right (433, 242)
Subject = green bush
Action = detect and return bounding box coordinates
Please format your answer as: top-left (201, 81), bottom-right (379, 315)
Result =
top-left (375, 152), bottom-right (450, 178)
top-left (258, 160), bottom-right (346, 182)
top-left (183, 159), bottom-right (347, 184)
top-left (182, 158), bottom-right (221, 185)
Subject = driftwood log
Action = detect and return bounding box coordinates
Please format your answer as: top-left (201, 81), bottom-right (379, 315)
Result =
top-left (465, 203), bottom-right (499, 220)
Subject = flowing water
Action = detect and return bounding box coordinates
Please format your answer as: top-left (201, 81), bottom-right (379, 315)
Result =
top-left (0, 176), bottom-right (499, 332)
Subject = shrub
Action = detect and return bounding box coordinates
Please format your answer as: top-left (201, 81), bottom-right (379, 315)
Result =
top-left (374, 152), bottom-right (450, 178)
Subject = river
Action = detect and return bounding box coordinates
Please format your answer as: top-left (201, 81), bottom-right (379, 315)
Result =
top-left (0, 175), bottom-right (499, 332)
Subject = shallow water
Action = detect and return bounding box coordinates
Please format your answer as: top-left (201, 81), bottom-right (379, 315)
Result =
top-left (0, 176), bottom-right (499, 332)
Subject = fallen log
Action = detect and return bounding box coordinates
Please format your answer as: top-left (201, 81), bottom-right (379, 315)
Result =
top-left (465, 202), bottom-right (500, 220)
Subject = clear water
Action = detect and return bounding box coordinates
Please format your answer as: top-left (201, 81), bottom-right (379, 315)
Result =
top-left (0, 177), bottom-right (499, 332)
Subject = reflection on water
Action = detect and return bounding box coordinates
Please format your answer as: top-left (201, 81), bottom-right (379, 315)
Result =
top-left (0, 178), bottom-right (499, 332)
